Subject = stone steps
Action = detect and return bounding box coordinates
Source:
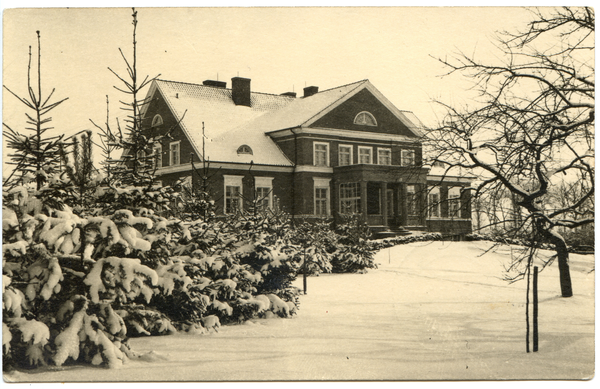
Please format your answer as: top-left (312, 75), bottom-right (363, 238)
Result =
top-left (371, 226), bottom-right (413, 239)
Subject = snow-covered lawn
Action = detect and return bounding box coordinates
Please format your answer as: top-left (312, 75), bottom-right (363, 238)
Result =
top-left (5, 241), bottom-right (595, 382)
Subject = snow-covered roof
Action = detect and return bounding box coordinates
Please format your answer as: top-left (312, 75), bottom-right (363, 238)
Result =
top-left (396, 111), bottom-right (426, 137)
top-left (243, 80), bottom-right (369, 134)
top-left (146, 78), bottom-right (425, 166)
top-left (427, 165), bottom-right (476, 182)
top-left (150, 79), bottom-right (296, 166)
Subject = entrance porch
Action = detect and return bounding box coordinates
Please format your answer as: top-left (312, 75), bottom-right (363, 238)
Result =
top-left (333, 164), bottom-right (429, 233)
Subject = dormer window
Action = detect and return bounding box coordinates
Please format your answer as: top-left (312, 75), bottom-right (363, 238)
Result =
top-left (354, 111), bottom-right (377, 126)
top-left (237, 145), bottom-right (253, 155)
top-left (151, 114), bottom-right (163, 127)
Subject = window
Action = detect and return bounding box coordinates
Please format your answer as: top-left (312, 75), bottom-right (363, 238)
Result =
top-left (256, 187), bottom-right (271, 210)
top-left (448, 187), bottom-right (462, 218)
top-left (151, 114), bottom-right (163, 127)
top-left (152, 143), bottom-right (162, 169)
top-left (313, 142), bottom-right (329, 167)
top-left (406, 185), bottom-right (418, 217)
top-left (378, 148), bottom-right (392, 165)
top-left (358, 146), bottom-right (373, 164)
top-left (224, 175), bottom-right (243, 214)
top-left (237, 145), bottom-right (253, 155)
top-left (170, 141), bottom-right (181, 166)
top-left (428, 187), bottom-right (440, 218)
top-left (254, 177), bottom-right (273, 210)
top-left (314, 178), bottom-right (331, 216)
top-left (136, 149), bottom-right (146, 168)
top-left (225, 186), bottom-right (241, 214)
top-left (339, 182), bottom-right (361, 214)
top-left (354, 111), bottom-right (377, 126)
top-left (315, 188), bottom-right (328, 216)
top-left (401, 149), bottom-right (416, 167)
top-left (338, 145), bottom-right (353, 166)
top-left (386, 189), bottom-right (394, 217)
top-left (182, 175), bottom-right (192, 189)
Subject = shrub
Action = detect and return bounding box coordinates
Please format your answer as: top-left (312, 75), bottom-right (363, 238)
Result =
top-left (2, 185), bottom-right (304, 370)
top-left (331, 215), bottom-right (377, 273)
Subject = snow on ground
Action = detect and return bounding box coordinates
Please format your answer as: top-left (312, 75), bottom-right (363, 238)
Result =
top-left (4, 241), bottom-right (595, 382)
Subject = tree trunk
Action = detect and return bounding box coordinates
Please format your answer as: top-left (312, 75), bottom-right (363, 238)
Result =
top-left (544, 228), bottom-right (573, 297)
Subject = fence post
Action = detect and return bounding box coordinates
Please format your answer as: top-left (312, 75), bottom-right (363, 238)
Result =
top-left (533, 266), bottom-right (539, 352)
top-left (303, 247), bottom-right (308, 294)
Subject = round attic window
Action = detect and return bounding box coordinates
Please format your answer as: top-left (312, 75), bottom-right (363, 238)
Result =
top-left (237, 145), bottom-right (253, 155)
top-left (151, 114), bottom-right (163, 127)
top-left (354, 111), bottom-right (377, 126)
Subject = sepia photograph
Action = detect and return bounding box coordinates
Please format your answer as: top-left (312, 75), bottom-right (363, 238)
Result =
top-left (1, 2), bottom-right (595, 383)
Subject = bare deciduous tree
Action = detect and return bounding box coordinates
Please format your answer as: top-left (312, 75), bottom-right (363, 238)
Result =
top-left (427, 7), bottom-right (594, 297)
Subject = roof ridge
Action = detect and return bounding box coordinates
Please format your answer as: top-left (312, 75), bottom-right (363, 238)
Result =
top-left (156, 78), bottom-right (369, 97)
top-left (155, 78), bottom-right (295, 99)
top-left (155, 78), bottom-right (204, 88)
top-left (314, 79), bottom-right (369, 94)
top-left (249, 90), bottom-right (296, 99)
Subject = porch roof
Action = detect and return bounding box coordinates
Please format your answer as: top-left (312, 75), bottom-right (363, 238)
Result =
top-left (333, 164), bottom-right (429, 184)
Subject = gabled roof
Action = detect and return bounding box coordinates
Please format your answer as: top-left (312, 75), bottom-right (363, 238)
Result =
top-left (238, 80), bottom-right (369, 134)
top-left (246, 80), bottom-right (425, 137)
top-left (147, 79), bottom-right (295, 166)
top-left (143, 78), bottom-right (425, 167)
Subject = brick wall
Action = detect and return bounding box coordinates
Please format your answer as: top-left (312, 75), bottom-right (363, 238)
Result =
top-left (142, 88), bottom-right (197, 167)
top-left (311, 88), bottom-right (417, 137)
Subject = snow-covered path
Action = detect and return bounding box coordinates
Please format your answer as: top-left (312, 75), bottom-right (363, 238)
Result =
top-left (5, 241), bottom-right (594, 381)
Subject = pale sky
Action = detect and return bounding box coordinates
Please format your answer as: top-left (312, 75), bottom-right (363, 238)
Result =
top-left (2, 3), bottom-right (541, 177)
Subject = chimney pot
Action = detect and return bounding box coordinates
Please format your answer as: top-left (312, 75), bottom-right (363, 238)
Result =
top-left (231, 77), bottom-right (251, 107)
top-left (203, 80), bottom-right (227, 88)
top-left (303, 86), bottom-right (319, 98)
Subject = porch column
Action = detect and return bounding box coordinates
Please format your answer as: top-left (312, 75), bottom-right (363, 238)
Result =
top-left (400, 183), bottom-right (407, 226)
top-left (360, 180), bottom-right (368, 223)
top-left (381, 182), bottom-right (388, 227)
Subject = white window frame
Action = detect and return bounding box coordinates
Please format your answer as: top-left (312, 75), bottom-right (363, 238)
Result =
top-left (401, 149), bottom-right (416, 167)
top-left (224, 175), bottom-right (244, 214)
top-left (406, 184), bottom-right (418, 217)
top-left (353, 111), bottom-right (377, 126)
top-left (169, 141), bottom-right (181, 166)
top-left (358, 146), bottom-right (373, 164)
top-left (182, 175), bottom-right (193, 189)
top-left (153, 143), bottom-right (163, 169)
top-left (338, 144), bottom-right (353, 166)
top-left (313, 142), bottom-right (330, 167)
top-left (339, 182), bottom-right (361, 215)
top-left (377, 148), bottom-right (392, 165)
top-left (428, 186), bottom-right (441, 218)
top-left (448, 186), bottom-right (462, 219)
top-left (313, 178), bottom-right (331, 217)
top-left (151, 114), bottom-right (164, 127)
top-left (237, 144), bottom-right (253, 155)
top-left (136, 149), bottom-right (146, 168)
top-left (254, 176), bottom-right (274, 210)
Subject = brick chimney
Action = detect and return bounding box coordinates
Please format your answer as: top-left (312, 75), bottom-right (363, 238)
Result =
top-left (231, 77), bottom-right (251, 107)
top-left (303, 86), bottom-right (319, 98)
